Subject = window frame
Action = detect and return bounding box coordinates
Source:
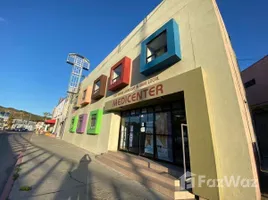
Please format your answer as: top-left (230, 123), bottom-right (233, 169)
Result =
top-left (90, 114), bottom-right (97, 129)
top-left (140, 19), bottom-right (181, 76)
top-left (108, 57), bottom-right (131, 91)
top-left (82, 89), bottom-right (87, 100)
top-left (244, 79), bottom-right (256, 89)
top-left (87, 109), bottom-right (103, 135)
top-left (76, 114), bottom-right (88, 133)
top-left (69, 116), bottom-right (78, 133)
top-left (80, 85), bottom-right (92, 105)
top-left (111, 64), bottom-right (123, 84)
top-left (94, 81), bottom-right (100, 94)
top-left (146, 30), bottom-right (168, 64)
top-left (92, 75), bottom-right (107, 100)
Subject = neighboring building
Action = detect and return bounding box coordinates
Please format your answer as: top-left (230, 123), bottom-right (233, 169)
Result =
top-left (51, 97), bottom-right (69, 138)
top-left (0, 112), bottom-right (10, 129)
top-left (241, 55), bottom-right (268, 107)
top-left (62, 0), bottom-right (260, 199)
top-left (0, 118), bottom-right (4, 130)
top-left (11, 119), bottom-right (36, 131)
top-left (35, 121), bottom-right (45, 132)
top-left (241, 55), bottom-right (268, 164)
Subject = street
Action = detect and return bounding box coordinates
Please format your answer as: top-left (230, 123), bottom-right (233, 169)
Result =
top-left (0, 132), bottom-right (32, 196)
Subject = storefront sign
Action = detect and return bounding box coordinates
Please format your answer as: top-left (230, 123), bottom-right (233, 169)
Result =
top-left (105, 70), bottom-right (202, 111)
top-left (113, 76), bottom-right (159, 98)
top-left (112, 84), bottom-right (164, 107)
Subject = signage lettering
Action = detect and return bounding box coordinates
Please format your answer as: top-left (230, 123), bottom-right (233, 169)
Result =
top-left (112, 84), bottom-right (164, 107)
top-left (113, 76), bottom-right (159, 98)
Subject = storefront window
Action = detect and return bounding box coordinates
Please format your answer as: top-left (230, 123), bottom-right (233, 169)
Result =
top-left (140, 109), bottom-right (154, 157)
top-left (118, 99), bottom-right (187, 166)
top-left (155, 111), bottom-right (173, 162)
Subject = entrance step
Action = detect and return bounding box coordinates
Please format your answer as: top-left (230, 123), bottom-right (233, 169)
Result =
top-left (108, 150), bottom-right (184, 178)
top-left (96, 151), bottom-right (195, 200)
top-left (101, 153), bottom-right (180, 186)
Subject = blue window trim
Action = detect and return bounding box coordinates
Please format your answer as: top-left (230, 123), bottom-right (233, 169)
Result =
top-left (140, 19), bottom-right (181, 76)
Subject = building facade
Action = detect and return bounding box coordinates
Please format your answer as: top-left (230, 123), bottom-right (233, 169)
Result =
top-left (62, 0), bottom-right (260, 199)
top-left (0, 112), bottom-right (10, 130)
top-left (51, 97), bottom-right (69, 138)
top-left (241, 55), bottom-right (268, 166)
top-left (11, 119), bottom-right (36, 131)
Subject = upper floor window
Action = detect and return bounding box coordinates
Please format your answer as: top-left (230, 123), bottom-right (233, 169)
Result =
top-left (112, 64), bottom-right (122, 84)
top-left (94, 80), bottom-right (101, 94)
top-left (140, 19), bottom-right (181, 76)
top-left (92, 75), bottom-right (107, 100)
top-left (244, 79), bottom-right (256, 88)
top-left (82, 89), bottom-right (87, 100)
top-left (108, 57), bottom-right (131, 91)
top-left (80, 85), bottom-right (92, 106)
top-left (146, 31), bottom-right (167, 63)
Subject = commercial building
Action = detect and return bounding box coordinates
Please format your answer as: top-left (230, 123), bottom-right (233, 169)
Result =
top-left (11, 119), bottom-right (36, 131)
top-left (62, 0), bottom-right (260, 199)
top-left (51, 97), bottom-right (69, 138)
top-left (241, 55), bottom-right (268, 167)
top-left (0, 112), bottom-right (10, 130)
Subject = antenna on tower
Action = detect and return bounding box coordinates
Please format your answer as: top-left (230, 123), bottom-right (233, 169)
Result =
top-left (66, 53), bottom-right (90, 94)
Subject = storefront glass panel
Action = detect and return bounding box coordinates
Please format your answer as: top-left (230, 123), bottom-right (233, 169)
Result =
top-left (118, 99), bottom-right (189, 167)
top-left (155, 111), bottom-right (173, 162)
top-left (119, 115), bottom-right (129, 151)
top-left (128, 111), bottom-right (140, 154)
top-left (140, 108), bottom-right (154, 157)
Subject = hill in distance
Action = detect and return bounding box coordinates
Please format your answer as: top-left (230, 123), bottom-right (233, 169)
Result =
top-left (0, 106), bottom-right (46, 122)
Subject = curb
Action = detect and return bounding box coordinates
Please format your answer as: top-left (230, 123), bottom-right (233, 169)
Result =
top-left (0, 132), bottom-right (33, 200)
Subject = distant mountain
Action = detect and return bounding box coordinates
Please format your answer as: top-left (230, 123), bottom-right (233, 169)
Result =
top-left (0, 106), bottom-right (45, 121)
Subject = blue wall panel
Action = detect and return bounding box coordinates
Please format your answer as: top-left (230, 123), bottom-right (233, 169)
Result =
top-left (140, 19), bottom-right (181, 76)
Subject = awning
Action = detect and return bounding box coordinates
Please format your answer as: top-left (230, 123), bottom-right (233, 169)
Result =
top-left (45, 119), bottom-right (56, 124)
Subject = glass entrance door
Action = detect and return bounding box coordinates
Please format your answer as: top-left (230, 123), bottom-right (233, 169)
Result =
top-left (128, 110), bottom-right (140, 154)
top-left (119, 112), bottom-right (129, 151)
top-left (118, 98), bottom-right (189, 165)
top-left (155, 110), bottom-right (173, 162)
top-left (139, 108), bottom-right (154, 157)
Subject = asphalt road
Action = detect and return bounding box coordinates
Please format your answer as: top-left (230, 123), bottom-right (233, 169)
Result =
top-left (0, 131), bottom-right (32, 196)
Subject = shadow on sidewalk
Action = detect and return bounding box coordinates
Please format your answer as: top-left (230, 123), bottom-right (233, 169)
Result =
top-left (7, 134), bottom-right (166, 200)
top-left (53, 154), bottom-right (93, 200)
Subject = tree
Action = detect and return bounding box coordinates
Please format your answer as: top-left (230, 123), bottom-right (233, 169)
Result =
top-left (7, 115), bottom-right (14, 129)
top-left (43, 112), bottom-right (52, 121)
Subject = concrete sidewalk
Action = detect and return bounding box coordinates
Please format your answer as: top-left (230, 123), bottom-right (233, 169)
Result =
top-left (9, 134), bottom-right (166, 200)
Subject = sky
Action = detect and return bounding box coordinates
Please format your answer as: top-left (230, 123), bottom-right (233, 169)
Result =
top-left (0, 0), bottom-right (267, 116)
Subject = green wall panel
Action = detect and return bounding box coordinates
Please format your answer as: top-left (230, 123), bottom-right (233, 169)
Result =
top-left (87, 109), bottom-right (103, 135)
top-left (70, 116), bottom-right (78, 133)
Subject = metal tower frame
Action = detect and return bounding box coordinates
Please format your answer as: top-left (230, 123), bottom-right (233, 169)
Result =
top-left (66, 53), bottom-right (90, 94)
